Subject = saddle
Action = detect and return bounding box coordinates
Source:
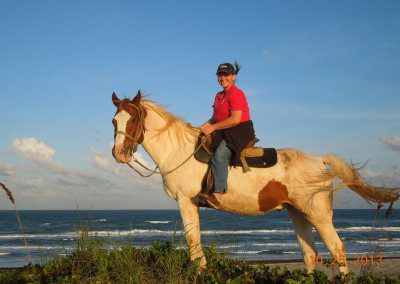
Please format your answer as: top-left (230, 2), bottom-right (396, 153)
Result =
top-left (195, 134), bottom-right (278, 199)
top-left (194, 134), bottom-right (278, 171)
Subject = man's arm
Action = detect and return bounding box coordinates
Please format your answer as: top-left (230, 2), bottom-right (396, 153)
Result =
top-left (212, 110), bottom-right (242, 130)
top-left (202, 110), bottom-right (242, 135)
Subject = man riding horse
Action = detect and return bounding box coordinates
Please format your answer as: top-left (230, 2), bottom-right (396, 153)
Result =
top-left (199, 62), bottom-right (256, 209)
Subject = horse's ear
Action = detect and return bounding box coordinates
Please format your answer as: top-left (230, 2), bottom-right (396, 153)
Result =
top-left (132, 90), bottom-right (142, 105)
top-left (112, 92), bottom-right (120, 106)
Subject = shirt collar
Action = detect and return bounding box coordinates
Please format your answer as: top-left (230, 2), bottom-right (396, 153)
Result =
top-left (223, 83), bottom-right (236, 96)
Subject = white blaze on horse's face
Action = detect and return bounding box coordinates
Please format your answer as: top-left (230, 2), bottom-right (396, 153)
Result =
top-left (113, 110), bottom-right (132, 163)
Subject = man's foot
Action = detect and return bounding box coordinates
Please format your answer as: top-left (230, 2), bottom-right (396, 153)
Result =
top-left (213, 192), bottom-right (222, 201)
top-left (197, 193), bottom-right (222, 209)
top-left (205, 193), bottom-right (221, 209)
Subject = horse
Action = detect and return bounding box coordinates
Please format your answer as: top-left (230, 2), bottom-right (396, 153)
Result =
top-left (111, 90), bottom-right (399, 275)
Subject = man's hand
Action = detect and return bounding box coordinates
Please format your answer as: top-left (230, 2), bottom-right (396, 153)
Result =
top-left (198, 119), bottom-right (213, 132)
top-left (202, 124), bottom-right (215, 135)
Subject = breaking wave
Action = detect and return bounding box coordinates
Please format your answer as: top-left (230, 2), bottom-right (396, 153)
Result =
top-left (146, 221), bottom-right (172, 224)
top-left (0, 227), bottom-right (398, 241)
top-left (337, 226), bottom-right (400, 232)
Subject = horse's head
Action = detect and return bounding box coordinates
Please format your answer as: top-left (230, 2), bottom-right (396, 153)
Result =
top-left (111, 91), bottom-right (147, 163)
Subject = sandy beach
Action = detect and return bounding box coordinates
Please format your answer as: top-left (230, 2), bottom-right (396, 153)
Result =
top-left (251, 257), bottom-right (400, 278)
top-left (1, 257), bottom-right (399, 282)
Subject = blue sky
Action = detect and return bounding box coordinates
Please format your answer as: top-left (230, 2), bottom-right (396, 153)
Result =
top-left (0, 1), bottom-right (399, 209)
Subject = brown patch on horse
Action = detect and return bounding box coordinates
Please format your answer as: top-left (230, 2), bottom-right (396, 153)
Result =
top-left (258, 180), bottom-right (291, 213)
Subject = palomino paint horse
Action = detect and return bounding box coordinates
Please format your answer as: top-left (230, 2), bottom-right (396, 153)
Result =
top-left (111, 91), bottom-right (399, 275)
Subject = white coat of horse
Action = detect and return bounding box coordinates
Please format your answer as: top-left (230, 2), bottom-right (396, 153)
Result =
top-left (111, 91), bottom-right (399, 275)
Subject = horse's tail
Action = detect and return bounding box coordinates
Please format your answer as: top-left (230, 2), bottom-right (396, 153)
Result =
top-left (322, 154), bottom-right (399, 204)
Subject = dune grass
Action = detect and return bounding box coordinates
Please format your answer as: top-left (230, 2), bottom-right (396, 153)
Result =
top-left (1, 181), bottom-right (399, 283)
top-left (0, 182), bottom-right (31, 264)
top-left (1, 219), bottom-right (399, 283)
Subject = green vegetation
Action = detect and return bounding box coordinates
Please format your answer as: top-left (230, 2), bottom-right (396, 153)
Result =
top-left (0, 223), bottom-right (399, 283)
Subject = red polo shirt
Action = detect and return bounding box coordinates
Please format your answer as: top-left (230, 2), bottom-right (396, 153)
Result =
top-left (212, 84), bottom-right (251, 123)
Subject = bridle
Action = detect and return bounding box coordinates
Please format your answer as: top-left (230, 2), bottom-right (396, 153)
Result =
top-left (114, 102), bottom-right (207, 177)
top-left (114, 102), bottom-right (146, 155)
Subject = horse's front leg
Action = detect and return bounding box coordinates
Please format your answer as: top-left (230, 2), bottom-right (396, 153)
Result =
top-left (177, 195), bottom-right (207, 268)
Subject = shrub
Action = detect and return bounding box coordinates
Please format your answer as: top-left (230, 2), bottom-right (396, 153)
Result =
top-left (0, 223), bottom-right (399, 283)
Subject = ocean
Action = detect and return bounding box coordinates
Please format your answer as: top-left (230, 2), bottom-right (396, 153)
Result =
top-left (0, 209), bottom-right (399, 267)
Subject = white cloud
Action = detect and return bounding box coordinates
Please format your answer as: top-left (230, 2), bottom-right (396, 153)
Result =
top-left (72, 167), bottom-right (114, 188)
top-left (93, 155), bottom-right (108, 169)
top-left (87, 147), bottom-right (110, 170)
top-left (100, 148), bottom-right (161, 190)
top-left (11, 137), bottom-right (66, 173)
top-left (262, 49), bottom-right (273, 57)
top-left (56, 177), bottom-right (87, 188)
top-left (380, 136), bottom-right (400, 152)
top-left (91, 145), bottom-right (155, 172)
top-left (11, 178), bottom-right (42, 189)
top-left (361, 169), bottom-right (399, 188)
top-left (0, 161), bottom-right (14, 176)
top-left (3, 138), bottom-right (167, 209)
top-left (12, 137), bottom-right (54, 158)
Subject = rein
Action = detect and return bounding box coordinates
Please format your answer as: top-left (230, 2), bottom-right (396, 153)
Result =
top-left (115, 102), bottom-right (207, 177)
top-left (127, 135), bottom-right (207, 177)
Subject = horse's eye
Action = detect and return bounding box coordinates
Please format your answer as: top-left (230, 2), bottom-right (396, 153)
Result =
top-left (131, 119), bottom-right (136, 123)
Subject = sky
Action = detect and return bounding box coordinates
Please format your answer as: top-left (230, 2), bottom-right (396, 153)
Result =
top-left (0, 1), bottom-right (399, 210)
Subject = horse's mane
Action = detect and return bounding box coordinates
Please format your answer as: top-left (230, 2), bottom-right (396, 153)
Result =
top-left (141, 99), bottom-right (200, 145)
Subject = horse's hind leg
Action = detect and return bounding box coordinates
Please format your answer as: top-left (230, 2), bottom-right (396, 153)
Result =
top-left (308, 211), bottom-right (349, 275)
top-left (285, 204), bottom-right (318, 273)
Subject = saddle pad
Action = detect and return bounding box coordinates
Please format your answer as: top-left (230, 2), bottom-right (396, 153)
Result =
top-left (194, 137), bottom-right (278, 169)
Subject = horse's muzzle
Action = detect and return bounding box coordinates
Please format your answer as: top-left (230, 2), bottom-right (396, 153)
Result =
top-left (112, 146), bottom-right (132, 163)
